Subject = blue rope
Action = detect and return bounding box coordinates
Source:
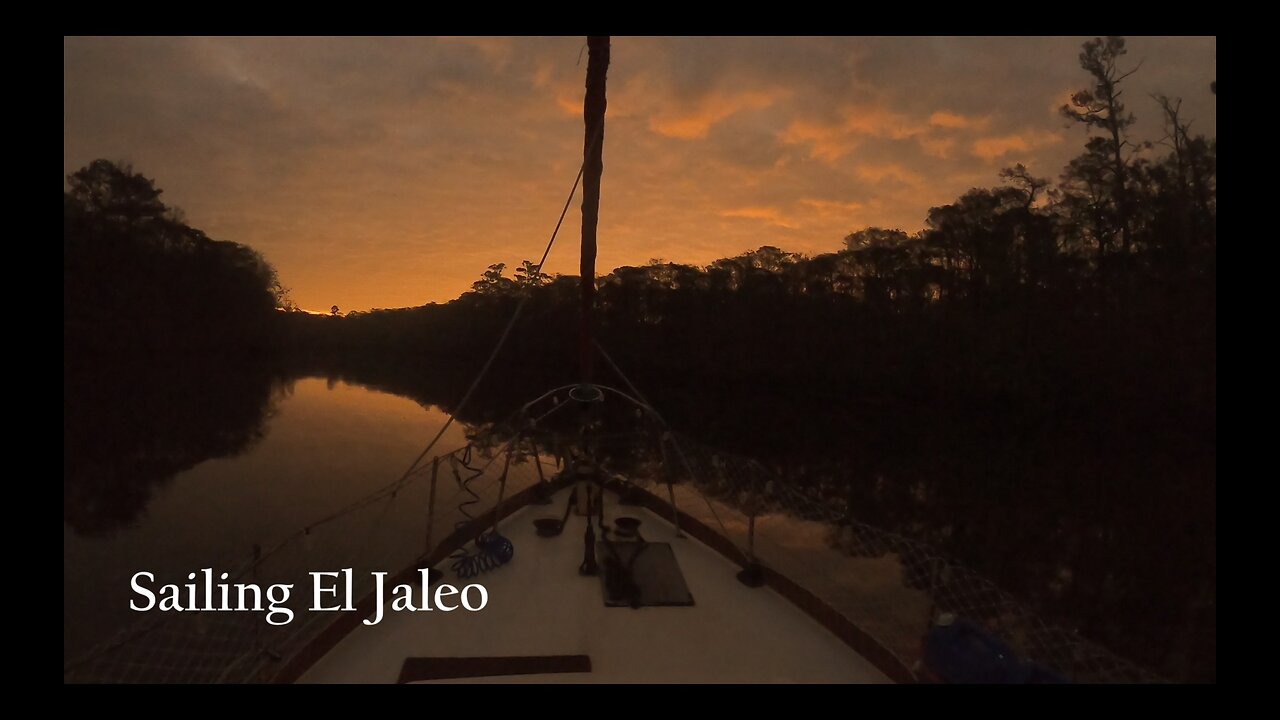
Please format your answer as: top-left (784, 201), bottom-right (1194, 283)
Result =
top-left (452, 530), bottom-right (515, 579)
top-left (447, 445), bottom-right (516, 579)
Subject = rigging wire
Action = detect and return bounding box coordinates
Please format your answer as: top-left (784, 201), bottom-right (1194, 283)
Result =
top-left (66, 126), bottom-right (613, 662)
top-left (593, 338), bottom-right (748, 558)
top-left (390, 121), bottom-right (605, 490)
top-left (443, 393), bottom-right (571, 579)
top-left (251, 122), bottom-right (610, 566)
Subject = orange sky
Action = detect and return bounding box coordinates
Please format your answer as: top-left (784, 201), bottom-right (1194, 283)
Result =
top-left (64, 36), bottom-right (1216, 312)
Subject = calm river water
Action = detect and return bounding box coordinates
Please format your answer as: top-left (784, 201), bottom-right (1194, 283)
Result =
top-left (64, 377), bottom-right (473, 661)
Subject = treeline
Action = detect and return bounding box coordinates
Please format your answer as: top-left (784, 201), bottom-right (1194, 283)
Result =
top-left (64, 160), bottom-right (293, 536)
top-left (276, 37), bottom-right (1215, 680)
top-left (64, 159), bottom-right (290, 361)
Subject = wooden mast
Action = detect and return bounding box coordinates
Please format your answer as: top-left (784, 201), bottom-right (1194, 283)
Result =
top-left (580, 36), bottom-right (609, 384)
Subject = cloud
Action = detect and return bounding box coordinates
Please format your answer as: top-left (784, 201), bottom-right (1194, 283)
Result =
top-left (853, 163), bottom-right (924, 186)
top-left (918, 137), bottom-right (956, 159)
top-left (800, 198), bottom-right (864, 214)
top-left (65, 36), bottom-right (1216, 311)
top-left (928, 110), bottom-right (990, 130)
top-left (971, 131), bottom-right (1064, 161)
top-left (779, 105), bottom-right (927, 162)
top-left (720, 206), bottom-right (795, 228)
top-left (778, 119), bottom-right (858, 162)
top-left (842, 106), bottom-right (924, 140)
top-left (648, 89), bottom-right (785, 140)
top-left (437, 36), bottom-right (514, 70)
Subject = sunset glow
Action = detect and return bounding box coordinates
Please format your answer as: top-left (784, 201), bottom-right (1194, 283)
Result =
top-left (63, 36), bottom-right (1216, 312)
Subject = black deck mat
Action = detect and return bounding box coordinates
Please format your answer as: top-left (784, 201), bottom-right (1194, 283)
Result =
top-left (597, 541), bottom-right (695, 607)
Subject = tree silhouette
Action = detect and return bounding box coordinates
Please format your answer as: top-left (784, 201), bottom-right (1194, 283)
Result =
top-left (64, 159), bottom-right (288, 357)
top-left (844, 227), bottom-right (910, 251)
top-left (66, 159), bottom-right (167, 229)
top-left (999, 163), bottom-right (1049, 210)
top-left (471, 262), bottom-right (516, 296)
top-left (1060, 36), bottom-right (1142, 257)
top-left (514, 259), bottom-right (549, 290)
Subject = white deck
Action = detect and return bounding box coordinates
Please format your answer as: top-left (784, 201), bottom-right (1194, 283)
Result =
top-left (299, 485), bottom-right (892, 683)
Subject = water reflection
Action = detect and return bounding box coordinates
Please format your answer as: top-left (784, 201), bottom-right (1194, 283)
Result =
top-left (63, 366), bottom-right (470, 660)
top-left (63, 360), bottom-right (1214, 682)
top-left (64, 359), bottom-right (283, 536)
